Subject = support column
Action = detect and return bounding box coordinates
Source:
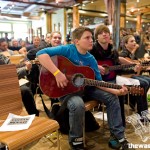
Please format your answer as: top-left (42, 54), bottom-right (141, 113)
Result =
top-left (120, 0), bottom-right (126, 28)
top-left (136, 14), bottom-right (142, 32)
top-left (73, 6), bottom-right (79, 29)
top-left (113, 0), bottom-right (121, 51)
top-left (64, 8), bottom-right (67, 42)
top-left (46, 13), bottom-right (52, 32)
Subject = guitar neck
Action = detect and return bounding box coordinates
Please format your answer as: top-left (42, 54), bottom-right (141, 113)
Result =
top-left (83, 78), bottom-right (144, 95)
top-left (16, 59), bottom-right (39, 68)
top-left (30, 59), bottom-right (39, 64)
top-left (84, 78), bottom-right (122, 89)
top-left (84, 78), bottom-right (131, 92)
top-left (109, 64), bottom-right (135, 71)
top-left (109, 62), bottom-right (150, 72)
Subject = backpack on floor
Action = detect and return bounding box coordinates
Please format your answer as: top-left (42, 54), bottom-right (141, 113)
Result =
top-left (51, 104), bottom-right (100, 134)
top-left (40, 94), bottom-right (100, 134)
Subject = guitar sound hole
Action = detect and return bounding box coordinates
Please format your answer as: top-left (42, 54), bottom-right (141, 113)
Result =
top-left (72, 73), bottom-right (85, 87)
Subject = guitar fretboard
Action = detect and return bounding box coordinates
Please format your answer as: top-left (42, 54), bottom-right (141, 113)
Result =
top-left (84, 78), bottom-right (143, 96)
top-left (84, 78), bottom-right (121, 89)
top-left (109, 64), bottom-right (135, 71)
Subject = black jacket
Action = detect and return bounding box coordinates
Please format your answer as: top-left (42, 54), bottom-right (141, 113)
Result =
top-left (27, 42), bottom-right (52, 60)
top-left (90, 41), bottom-right (135, 80)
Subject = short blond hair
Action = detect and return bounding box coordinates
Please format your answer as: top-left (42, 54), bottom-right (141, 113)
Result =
top-left (71, 26), bottom-right (92, 41)
top-left (50, 31), bottom-right (62, 38)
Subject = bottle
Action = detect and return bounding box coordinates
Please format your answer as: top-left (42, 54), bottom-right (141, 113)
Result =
top-left (147, 94), bottom-right (150, 102)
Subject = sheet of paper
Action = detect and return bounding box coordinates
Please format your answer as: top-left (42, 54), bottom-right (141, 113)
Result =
top-left (116, 75), bottom-right (140, 86)
top-left (0, 113), bottom-right (35, 132)
top-left (19, 78), bottom-right (29, 86)
top-left (94, 112), bottom-right (107, 121)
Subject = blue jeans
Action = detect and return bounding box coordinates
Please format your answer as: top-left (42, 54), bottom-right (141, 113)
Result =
top-left (131, 75), bottom-right (149, 114)
top-left (20, 85), bottom-right (39, 116)
top-left (63, 86), bottom-right (125, 143)
top-left (131, 75), bottom-right (150, 93)
top-left (106, 79), bottom-right (126, 127)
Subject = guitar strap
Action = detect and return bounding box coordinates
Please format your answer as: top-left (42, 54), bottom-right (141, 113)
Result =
top-left (40, 94), bottom-right (55, 119)
top-left (39, 93), bottom-right (78, 119)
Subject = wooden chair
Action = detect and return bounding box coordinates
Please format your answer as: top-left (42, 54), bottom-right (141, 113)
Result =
top-left (84, 100), bottom-right (99, 112)
top-left (82, 100), bottom-right (99, 146)
top-left (0, 64), bottom-right (60, 150)
top-left (83, 101), bottom-right (106, 147)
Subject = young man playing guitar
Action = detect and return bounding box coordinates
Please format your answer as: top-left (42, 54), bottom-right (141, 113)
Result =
top-left (90, 25), bottom-right (140, 149)
top-left (37, 26), bottom-right (134, 150)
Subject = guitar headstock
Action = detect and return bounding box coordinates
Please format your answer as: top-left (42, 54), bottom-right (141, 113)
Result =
top-left (128, 85), bottom-right (144, 96)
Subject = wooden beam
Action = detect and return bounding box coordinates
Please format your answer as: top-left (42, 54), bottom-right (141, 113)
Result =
top-left (130, 8), bottom-right (150, 15)
top-left (1, 13), bottom-right (21, 18)
top-left (73, 6), bottom-right (79, 28)
top-left (28, 16), bottom-right (41, 20)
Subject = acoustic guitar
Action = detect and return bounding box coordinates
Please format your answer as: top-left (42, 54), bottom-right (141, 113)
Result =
top-left (39, 56), bottom-right (144, 98)
top-left (15, 58), bottom-right (40, 68)
top-left (98, 59), bottom-right (150, 80)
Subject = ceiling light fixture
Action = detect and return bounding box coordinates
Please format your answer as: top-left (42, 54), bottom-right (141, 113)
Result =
top-left (91, 1), bottom-right (93, 3)
top-left (131, 8), bottom-right (134, 12)
top-left (137, 0), bottom-right (139, 3)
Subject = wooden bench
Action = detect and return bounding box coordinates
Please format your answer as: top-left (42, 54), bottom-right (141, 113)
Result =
top-left (0, 64), bottom-right (60, 150)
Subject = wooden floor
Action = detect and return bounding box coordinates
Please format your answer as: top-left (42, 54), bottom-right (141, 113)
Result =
top-left (21, 95), bottom-right (150, 150)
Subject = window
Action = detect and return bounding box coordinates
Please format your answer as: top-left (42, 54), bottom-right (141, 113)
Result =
top-left (0, 23), bottom-right (11, 32)
top-left (13, 23), bottom-right (28, 39)
top-left (13, 23), bottom-right (28, 32)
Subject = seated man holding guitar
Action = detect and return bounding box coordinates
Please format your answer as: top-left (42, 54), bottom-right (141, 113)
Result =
top-left (90, 25), bottom-right (145, 149)
top-left (36, 26), bottom-right (134, 150)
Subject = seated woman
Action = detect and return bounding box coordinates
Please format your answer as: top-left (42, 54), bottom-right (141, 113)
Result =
top-left (144, 42), bottom-right (150, 60)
